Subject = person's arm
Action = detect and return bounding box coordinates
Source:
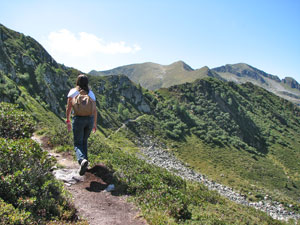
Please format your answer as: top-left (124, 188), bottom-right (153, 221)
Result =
top-left (66, 97), bottom-right (73, 132)
top-left (92, 101), bottom-right (97, 133)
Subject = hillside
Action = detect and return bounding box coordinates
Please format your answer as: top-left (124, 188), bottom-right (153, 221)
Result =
top-left (1, 23), bottom-right (300, 224)
top-left (0, 23), bottom-right (150, 131)
top-left (0, 23), bottom-right (73, 122)
top-left (120, 78), bottom-right (300, 204)
top-left (90, 61), bottom-right (222, 90)
top-left (90, 61), bottom-right (300, 106)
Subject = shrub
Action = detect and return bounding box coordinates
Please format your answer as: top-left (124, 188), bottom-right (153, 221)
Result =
top-left (0, 102), bottom-right (35, 139)
top-left (0, 198), bottom-right (32, 225)
top-left (0, 138), bottom-right (76, 222)
top-left (46, 123), bottom-right (73, 148)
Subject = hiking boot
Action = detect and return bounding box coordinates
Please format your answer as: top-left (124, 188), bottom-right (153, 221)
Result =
top-left (79, 159), bottom-right (88, 176)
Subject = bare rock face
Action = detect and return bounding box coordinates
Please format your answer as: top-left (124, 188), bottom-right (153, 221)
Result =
top-left (41, 69), bottom-right (70, 115)
top-left (22, 55), bottom-right (35, 68)
top-left (119, 77), bottom-right (151, 113)
top-left (282, 77), bottom-right (300, 90)
top-left (138, 101), bottom-right (150, 113)
top-left (98, 75), bottom-right (151, 113)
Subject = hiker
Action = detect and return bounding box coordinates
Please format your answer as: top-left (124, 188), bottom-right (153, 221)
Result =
top-left (66, 74), bottom-right (97, 175)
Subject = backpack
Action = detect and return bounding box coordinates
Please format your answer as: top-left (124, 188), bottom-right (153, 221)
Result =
top-left (72, 90), bottom-right (95, 116)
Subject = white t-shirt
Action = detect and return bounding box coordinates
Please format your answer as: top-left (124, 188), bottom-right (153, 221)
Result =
top-left (67, 88), bottom-right (96, 101)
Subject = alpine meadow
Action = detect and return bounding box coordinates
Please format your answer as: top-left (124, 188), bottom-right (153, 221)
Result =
top-left (1, 23), bottom-right (300, 224)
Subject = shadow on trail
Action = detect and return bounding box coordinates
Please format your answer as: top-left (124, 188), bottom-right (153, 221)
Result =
top-left (84, 164), bottom-right (126, 196)
top-left (87, 164), bottom-right (114, 183)
top-left (86, 181), bottom-right (107, 192)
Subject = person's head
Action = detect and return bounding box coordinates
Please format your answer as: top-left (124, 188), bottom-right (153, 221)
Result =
top-left (76, 74), bottom-right (89, 93)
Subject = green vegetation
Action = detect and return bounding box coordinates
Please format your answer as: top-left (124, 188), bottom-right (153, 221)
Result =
top-left (31, 124), bottom-right (284, 224)
top-left (86, 133), bottom-right (283, 224)
top-left (124, 78), bottom-right (300, 209)
top-left (1, 102), bottom-right (287, 224)
top-left (0, 102), bottom-right (35, 139)
top-left (0, 102), bottom-right (84, 224)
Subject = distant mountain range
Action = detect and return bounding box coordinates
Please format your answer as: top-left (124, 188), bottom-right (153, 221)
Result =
top-left (90, 62), bottom-right (300, 105)
top-left (90, 61), bottom-right (223, 90)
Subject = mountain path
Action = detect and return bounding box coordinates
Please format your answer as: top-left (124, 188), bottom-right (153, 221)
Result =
top-left (106, 115), bottom-right (143, 140)
top-left (32, 134), bottom-right (147, 225)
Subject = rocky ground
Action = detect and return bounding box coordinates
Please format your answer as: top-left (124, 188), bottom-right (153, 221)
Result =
top-left (136, 135), bottom-right (300, 222)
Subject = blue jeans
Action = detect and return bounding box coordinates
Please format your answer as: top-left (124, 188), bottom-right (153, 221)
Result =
top-left (72, 116), bottom-right (94, 164)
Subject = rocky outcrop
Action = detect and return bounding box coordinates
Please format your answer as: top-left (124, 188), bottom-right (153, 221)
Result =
top-left (282, 77), bottom-right (300, 90)
top-left (22, 55), bottom-right (35, 68)
top-left (96, 75), bottom-right (151, 113)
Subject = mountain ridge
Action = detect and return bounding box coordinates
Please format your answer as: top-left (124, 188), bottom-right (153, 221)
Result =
top-left (90, 61), bottom-right (300, 105)
top-left (89, 61), bottom-right (223, 91)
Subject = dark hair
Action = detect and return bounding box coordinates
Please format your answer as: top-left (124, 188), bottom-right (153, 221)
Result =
top-left (76, 74), bottom-right (89, 93)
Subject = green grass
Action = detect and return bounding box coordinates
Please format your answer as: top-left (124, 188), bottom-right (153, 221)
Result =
top-left (86, 133), bottom-right (289, 224)
top-left (18, 86), bottom-right (63, 128)
top-left (173, 135), bottom-right (300, 211)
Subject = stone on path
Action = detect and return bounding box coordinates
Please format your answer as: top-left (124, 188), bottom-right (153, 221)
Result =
top-left (53, 168), bottom-right (84, 186)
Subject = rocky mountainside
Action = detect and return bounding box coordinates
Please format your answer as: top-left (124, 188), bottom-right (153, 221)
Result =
top-left (90, 61), bottom-right (222, 90)
top-left (212, 63), bottom-right (300, 105)
top-left (0, 23), bottom-right (72, 116)
top-left (90, 61), bottom-right (300, 105)
top-left (0, 24), bottom-right (150, 127)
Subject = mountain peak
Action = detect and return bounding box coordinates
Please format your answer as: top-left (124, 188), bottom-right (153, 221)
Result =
top-left (169, 60), bottom-right (194, 71)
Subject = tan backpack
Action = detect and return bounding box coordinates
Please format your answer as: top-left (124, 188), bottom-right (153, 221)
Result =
top-left (72, 90), bottom-right (95, 116)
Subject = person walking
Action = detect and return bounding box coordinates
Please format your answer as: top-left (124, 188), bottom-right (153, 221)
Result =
top-left (66, 74), bottom-right (97, 175)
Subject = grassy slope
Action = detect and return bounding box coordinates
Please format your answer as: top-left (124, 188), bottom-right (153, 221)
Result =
top-left (156, 78), bottom-right (300, 206)
top-left (213, 63), bottom-right (300, 105)
top-left (18, 86), bottom-right (63, 127)
top-left (86, 131), bottom-right (287, 225)
top-left (90, 61), bottom-right (220, 91)
top-left (174, 135), bottom-right (299, 203)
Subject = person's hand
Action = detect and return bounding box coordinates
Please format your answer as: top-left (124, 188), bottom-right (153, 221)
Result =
top-left (92, 124), bottom-right (97, 133)
top-left (67, 122), bottom-right (72, 132)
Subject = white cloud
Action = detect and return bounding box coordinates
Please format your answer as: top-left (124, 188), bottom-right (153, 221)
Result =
top-left (46, 29), bottom-right (141, 57)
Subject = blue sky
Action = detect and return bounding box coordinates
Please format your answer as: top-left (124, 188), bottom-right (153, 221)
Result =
top-left (1, 0), bottom-right (300, 82)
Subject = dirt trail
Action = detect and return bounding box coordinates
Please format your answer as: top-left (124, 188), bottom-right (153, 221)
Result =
top-left (32, 134), bottom-right (147, 225)
top-left (106, 116), bottom-right (143, 140)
